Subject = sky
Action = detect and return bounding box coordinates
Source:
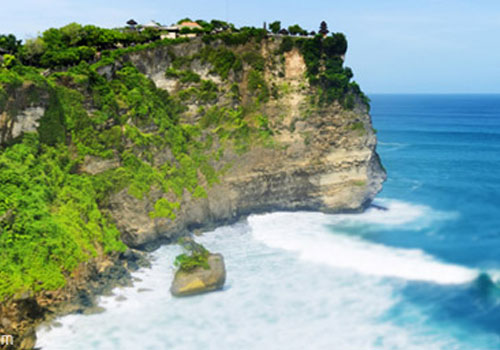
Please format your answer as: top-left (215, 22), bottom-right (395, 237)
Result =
top-left (1, 0), bottom-right (500, 93)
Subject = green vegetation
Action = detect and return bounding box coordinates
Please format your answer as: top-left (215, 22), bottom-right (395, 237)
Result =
top-left (0, 134), bottom-right (126, 296)
top-left (200, 46), bottom-right (242, 79)
top-left (247, 70), bottom-right (270, 102)
top-left (242, 51), bottom-right (265, 71)
top-left (165, 68), bottom-right (201, 83)
top-left (174, 238), bottom-right (210, 272)
top-left (269, 21), bottom-right (281, 34)
top-left (278, 32), bottom-right (369, 109)
top-left (0, 58), bottom-right (220, 298)
top-left (350, 121), bottom-right (366, 134)
top-left (0, 34), bottom-right (22, 54)
top-left (288, 24), bottom-right (308, 36)
top-left (353, 180), bottom-right (366, 187)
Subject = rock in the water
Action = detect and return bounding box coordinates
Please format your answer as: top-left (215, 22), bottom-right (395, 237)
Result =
top-left (170, 254), bottom-right (226, 297)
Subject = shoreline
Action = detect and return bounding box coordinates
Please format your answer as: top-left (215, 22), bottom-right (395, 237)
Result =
top-left (28, 202), bottom-right (380, 349)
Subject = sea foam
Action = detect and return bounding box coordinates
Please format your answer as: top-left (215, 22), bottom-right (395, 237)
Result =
top-left (37, 204), bottom-right (495, 350)
top-left (250, 200), bottom-right (476, 285)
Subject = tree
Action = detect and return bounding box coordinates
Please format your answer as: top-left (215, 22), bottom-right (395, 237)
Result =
top-left (0, 34), bottom-right (22, 54)
top-left (323, 33), bottom-right (347, 56)
top-left (60, 22), bottom-right (84, 47)
top-left (288, 24), bottom-right (307, 36)
top-left (269, 21), bottom-right (281, 34)
top-left (177, 18), bottom-right (192, 24)
top-left (19, 37), bottom-right (46, 65)
top-left (319, 21), bottom-right (329, 36)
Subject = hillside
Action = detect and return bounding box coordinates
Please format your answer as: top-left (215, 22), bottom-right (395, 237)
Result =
top-left (0, 20), bottom-right (385, 348)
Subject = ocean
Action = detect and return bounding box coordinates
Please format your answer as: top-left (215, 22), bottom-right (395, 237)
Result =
top-left (37, 94), bottom-right (500, 350)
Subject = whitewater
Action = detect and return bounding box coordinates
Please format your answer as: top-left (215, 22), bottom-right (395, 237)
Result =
top-left (37, 198), bottom-right (499, 350)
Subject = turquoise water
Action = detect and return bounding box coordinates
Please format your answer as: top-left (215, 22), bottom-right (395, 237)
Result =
top-left (371, 94), bottom-right (500, 347)
top-left (37, 95), bottom-right (500, 349)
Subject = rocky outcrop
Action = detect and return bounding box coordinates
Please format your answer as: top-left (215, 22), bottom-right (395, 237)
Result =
top-left (0, 250), bottom-right (147, 350)
top-left (171, 253), bottom-right (226, 297)
top-left (108, 39), bottom-right (386, 249)
top-left (0, 81), bottom-right (50, 145)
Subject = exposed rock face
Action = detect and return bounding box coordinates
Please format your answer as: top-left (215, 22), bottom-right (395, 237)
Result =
top-left (170, 254), bottom-right (226, 297)
top-left (0, 82), bottom-right (49, 145)
top-left (80, 155), bottom-right (120, 175)
top-left (108, 40), bottom-right (386, 249)
top-left (9, 107), bottom-right (45, 140)
top-left (0, 253), bottom-right (134, 350)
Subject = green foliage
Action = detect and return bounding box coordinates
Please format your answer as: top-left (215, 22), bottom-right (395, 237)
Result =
top-left (0, 52), bottom-right (226, 299)
top-left (199, 106), bottom-right (272, 154)
top-left (149, 198), bottom-right (180, 220)
top-left (200, 47), bottom-right (242, 79)
top-left (0, 135), bottom-right (126, 297)
top-left (16, 22), bottom-right (164, 68)
top-left (165, 68), bottom-right (201, 83)
top-left (288, 24), bottom-right (308, 36)
top-left (279, 36), bottom-right (294, 53)
top-left (0, 34), bottom-right (22, 54)
top-left (202, 27), bottom-right (267, 46)
top-left (37, 94), bottom-right (66, 146)
top-left (1, 54), bottom-right (17, 69)
top-left (0, 65), bottom-right (52, 120)
top-left (242, 51), bottom-right (265, 71)
top-left (269, 21), bottom-right (281, 34)
top-left (279, 33), bottom-right (367, 109)
top-left (247, 70), bottom-right (270, 102)
top-left (350, 121), bottom-right (366, 134)
top-left (323, 33), bottom-right (348, 56)
top-left (174, 239), bottom-right (210, 272)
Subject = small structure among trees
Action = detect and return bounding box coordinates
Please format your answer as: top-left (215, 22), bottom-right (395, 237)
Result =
top-left (126, 19), bottom-right (138, 29)
top-left (319, 21), bottom-right (329, 37)
top-left (278, 28), bottom-right (289, 35)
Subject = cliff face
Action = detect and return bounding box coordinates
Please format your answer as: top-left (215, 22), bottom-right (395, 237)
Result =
top-left (103, 38), bottom-right (386, 248)
top-left (0, 36), bottom-right (385, 253)
top-left (0, 31), bottom-right (385, 349)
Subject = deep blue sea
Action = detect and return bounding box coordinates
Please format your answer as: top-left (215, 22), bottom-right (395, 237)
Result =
top-left (37, 95), bottom-right (500, 350)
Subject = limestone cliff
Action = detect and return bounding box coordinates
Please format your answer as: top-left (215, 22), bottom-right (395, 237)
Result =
top-left (0, 28), bottom-right (385, 350)
top-left (102, 37), bottom-right (386, 248)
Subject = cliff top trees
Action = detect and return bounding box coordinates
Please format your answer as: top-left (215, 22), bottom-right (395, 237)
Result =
top-left (0, 34), bottom-right (21, 54)
top-left (269, 21), bottom-right (281, 34)
top-left (288, 24), bottom-right (308, 36)
top-left (319, 21), bottom-right (329, 36)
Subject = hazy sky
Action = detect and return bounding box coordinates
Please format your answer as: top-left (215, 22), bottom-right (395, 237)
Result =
top-left (1, 0), bottom-right (499, 93)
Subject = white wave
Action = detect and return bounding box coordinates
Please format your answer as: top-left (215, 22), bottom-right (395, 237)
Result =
top-left (378, 141), bottom-right (409, 152)
top-left (487, 270), bottom-right (500, 284)
top-left (249, 209), bottom-right (477, 285)
top-left (36, 209), bottom-right (498, 350)
top-left (326, 198), bottom-right (458, 228)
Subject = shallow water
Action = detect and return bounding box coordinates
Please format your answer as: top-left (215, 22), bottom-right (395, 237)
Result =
top-left (37, 95), bottom-right (500, 349)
